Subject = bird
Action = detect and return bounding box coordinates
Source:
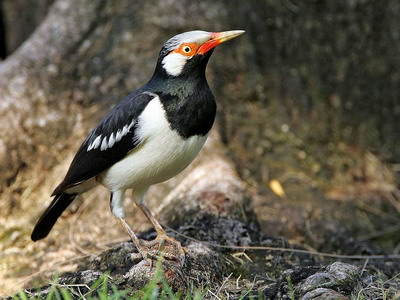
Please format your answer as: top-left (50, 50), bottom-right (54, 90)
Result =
top-left (31, 30), bottom-right (245, 260)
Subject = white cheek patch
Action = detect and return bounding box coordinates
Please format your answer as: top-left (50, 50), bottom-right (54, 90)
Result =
top-left (162, 52), bottom-right (187, 76)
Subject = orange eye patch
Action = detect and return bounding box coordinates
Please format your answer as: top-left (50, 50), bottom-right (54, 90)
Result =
top-left (173, 43), bottom-right (198, 56)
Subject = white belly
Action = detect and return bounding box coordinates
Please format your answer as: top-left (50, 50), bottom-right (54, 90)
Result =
top-left (99, 97), bottom-right (208, 191)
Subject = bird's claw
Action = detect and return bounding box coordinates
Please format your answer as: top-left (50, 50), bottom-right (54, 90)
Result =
top-left (135, 234), bottom-right (186, 266)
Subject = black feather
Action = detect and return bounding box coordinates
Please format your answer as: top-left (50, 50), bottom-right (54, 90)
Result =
top-left (147, 51), bottom-right (216, 138)
top-left (31, 193), bottom-right (77, 241)
top-left (52, 91), bottom-right (154, 195)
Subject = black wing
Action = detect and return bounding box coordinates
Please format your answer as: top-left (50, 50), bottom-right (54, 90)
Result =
top-left (52, 91), bottom-right (155, 195)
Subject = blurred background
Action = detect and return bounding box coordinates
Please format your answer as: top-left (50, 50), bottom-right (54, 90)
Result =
top-left (0, 0), bottom-right (399, 293)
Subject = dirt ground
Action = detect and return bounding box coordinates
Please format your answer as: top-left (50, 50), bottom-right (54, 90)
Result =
top-left (1, 134), bottom-right (399, 296)
top-left (1, 102), bottom-right (399, 297)
top-left (225, 101), bottom-right (400, 257)
top-left (0, 122), bottom-right (217, 294)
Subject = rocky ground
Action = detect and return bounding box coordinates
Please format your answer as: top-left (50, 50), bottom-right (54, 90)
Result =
top-left (1, 127), bottom-right (399, 299)
top-left (15, 202), bottom-right (400, 299)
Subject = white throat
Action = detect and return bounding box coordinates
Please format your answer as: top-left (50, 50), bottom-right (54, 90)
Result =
top-left (162, 52), bottom-right (187, 76)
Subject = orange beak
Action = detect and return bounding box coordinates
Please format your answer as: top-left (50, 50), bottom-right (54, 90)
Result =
top-left (197, 30), bottom-right (245, 55)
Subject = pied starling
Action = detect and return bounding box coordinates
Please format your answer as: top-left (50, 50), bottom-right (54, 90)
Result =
top-left (31, 30), bottom-right (244, 259)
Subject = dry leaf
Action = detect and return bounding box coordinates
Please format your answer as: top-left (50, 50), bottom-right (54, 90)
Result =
top-left (269, 179), bottom-right (285, 198)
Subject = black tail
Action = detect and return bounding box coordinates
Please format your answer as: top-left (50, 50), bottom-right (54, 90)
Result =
top-left (31, 193), bottom-right (77, 241)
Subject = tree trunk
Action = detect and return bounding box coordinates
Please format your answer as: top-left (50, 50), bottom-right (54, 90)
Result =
top-left (1, 0), bottom-right (55, 57)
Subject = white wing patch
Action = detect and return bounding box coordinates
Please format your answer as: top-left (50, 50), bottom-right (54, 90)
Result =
top-left (87, 135), bottom-right (102, 151)
top-left (87, 92), bottom-right (157, 152)
top-left (115, 129), bottom-right (123, 142)
top-left (100, 136), bottom-right (109, 151)
top-left (87, 120), bottom-right (136, 152)
top-left (108, 133), bottom-right (115, 148)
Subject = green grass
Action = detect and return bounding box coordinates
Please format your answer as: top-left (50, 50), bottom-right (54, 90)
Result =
top-left (12, 269), bottom-right (266, 300)
top-left (12, 262), bottom-right (206, 300)
top-left (285, 275), bottom-right (295, 300)
top-left (350, 273), bottom-right (400, 300)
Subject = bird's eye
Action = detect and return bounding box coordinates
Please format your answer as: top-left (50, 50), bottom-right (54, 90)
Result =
top-left (174, 43), bottom-right (197, 56)
top-left (183, 46), bottom-right (192, 53)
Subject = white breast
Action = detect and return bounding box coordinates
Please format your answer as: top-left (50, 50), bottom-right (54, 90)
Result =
top-left (99, 96), bottom-right (207, 191)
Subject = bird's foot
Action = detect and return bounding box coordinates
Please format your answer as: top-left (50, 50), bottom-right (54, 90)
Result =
top-left (139, 233), bottom-right (186, 265)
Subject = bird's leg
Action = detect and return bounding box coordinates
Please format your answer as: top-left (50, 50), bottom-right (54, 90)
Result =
top-left (111, 190), bottom-right (152, 260)
top-left (137, 203), bottom-right (186, 261)
top-left (117, 217), bottom-right (150, 260)
top-left (137, 202), bottom-right (166, 236)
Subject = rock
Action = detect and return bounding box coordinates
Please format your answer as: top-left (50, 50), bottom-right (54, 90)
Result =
top-left (274, 262), bottom-right (361, 299)
top-left (302, 288), bottom-right (349, 300)
top-left (300, 263), bottom-right (359, 295)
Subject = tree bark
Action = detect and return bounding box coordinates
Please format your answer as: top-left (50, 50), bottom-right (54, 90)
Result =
top-left (1, 0), bottom-right (55, 57)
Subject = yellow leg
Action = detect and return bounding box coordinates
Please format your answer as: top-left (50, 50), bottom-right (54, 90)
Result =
top-left (137, 203), bottom-right (186, 261)
top-left (118, 217), bottom-right (149, 259)
top-left (137, 203), bottom-right (166, 235)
